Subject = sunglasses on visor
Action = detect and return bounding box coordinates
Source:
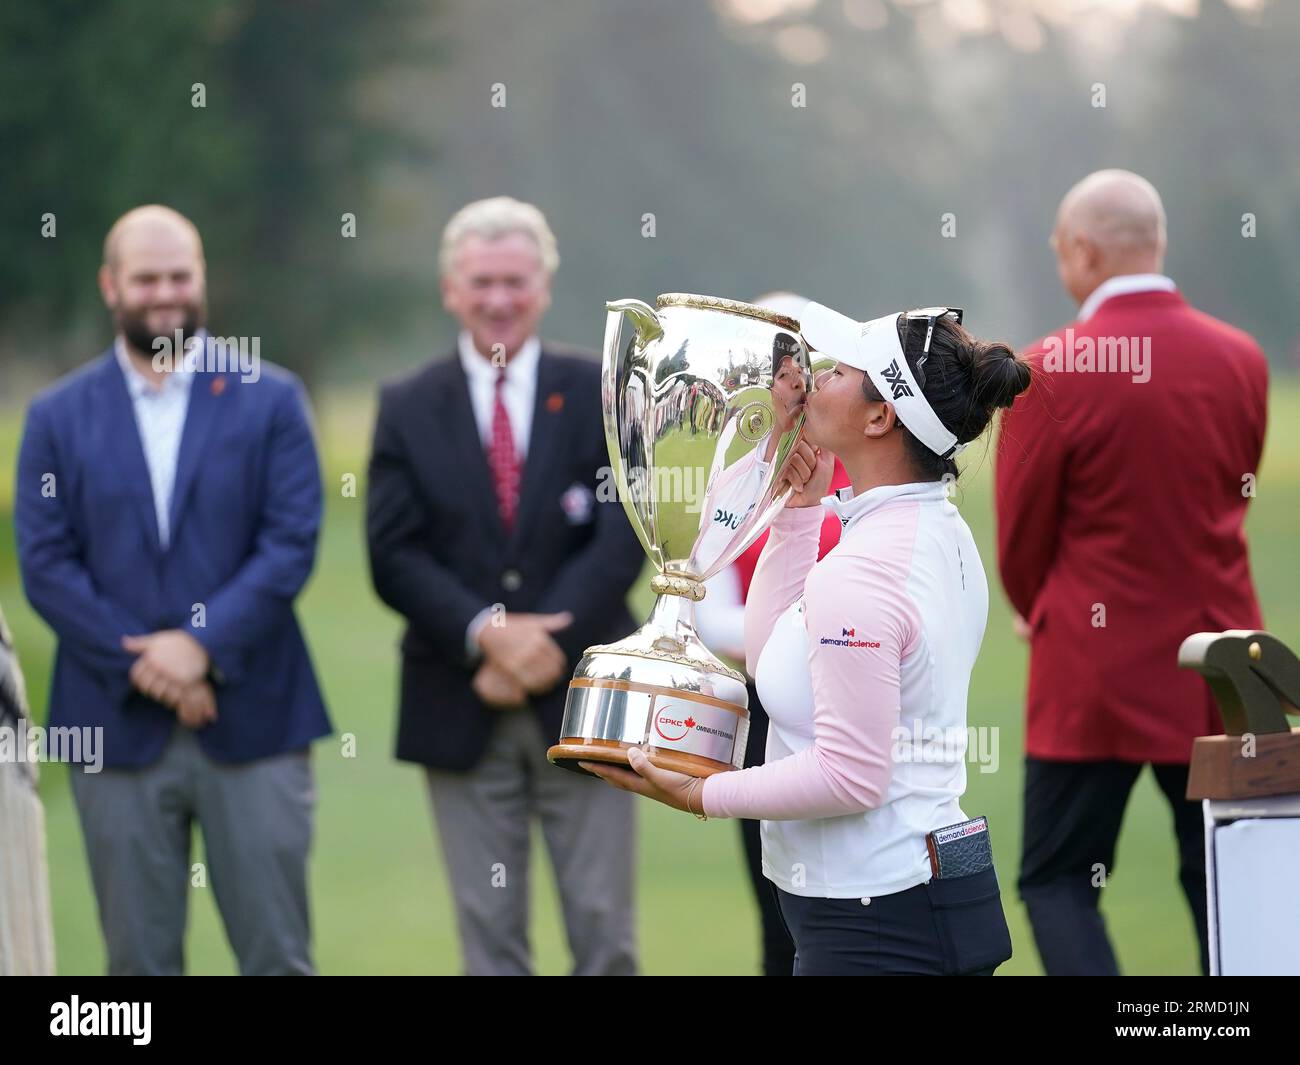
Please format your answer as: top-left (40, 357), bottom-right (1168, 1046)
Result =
top-left (904, 307), bottom-right (963, 392)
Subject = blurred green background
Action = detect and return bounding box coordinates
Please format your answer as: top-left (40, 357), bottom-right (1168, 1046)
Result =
top-left (2, 382), bottom-right (1296, 975)
top-left (3, 0), bottom-right (1298, 383)
top-left (2, 0), bottom-right (1297, 974)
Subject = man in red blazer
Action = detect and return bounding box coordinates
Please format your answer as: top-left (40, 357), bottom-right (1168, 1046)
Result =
top-left (996, 170), bottom-right (1268, 975)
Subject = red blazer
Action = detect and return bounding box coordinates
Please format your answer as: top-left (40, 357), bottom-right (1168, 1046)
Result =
top-left (996, 289), bottom-right (1268, 763)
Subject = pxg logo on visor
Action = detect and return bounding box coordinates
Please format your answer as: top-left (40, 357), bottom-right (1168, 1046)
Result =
top-left (799, 302), bottom-right (966, 459)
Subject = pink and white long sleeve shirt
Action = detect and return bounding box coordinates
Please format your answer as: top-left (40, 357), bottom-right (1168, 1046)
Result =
top-left (701, 480), bottom-right (990, 898)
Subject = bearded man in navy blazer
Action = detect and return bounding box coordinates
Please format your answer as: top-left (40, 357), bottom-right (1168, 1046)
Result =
top-left (366, 197), bottom-right (644, 975)
top-left (15, 205), bottom-right (330, 975)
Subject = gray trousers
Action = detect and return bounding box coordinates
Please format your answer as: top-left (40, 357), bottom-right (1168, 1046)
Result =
top-left (426, 709), bottom-right (636, 975)
top-left (70, 724), bottom-right (316, 975)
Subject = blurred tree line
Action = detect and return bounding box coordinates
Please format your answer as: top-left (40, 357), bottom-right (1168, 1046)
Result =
top-left (1, 0), bottom-right (1296, 387)
top-left (411, 0), bottom-right (1299, 369)
top-left (0, 0), bottom-right (435, 384)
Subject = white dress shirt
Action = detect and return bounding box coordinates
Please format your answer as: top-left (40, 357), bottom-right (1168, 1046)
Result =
top-left (456, 331), bottom-right (540, 461)
top-left (457, 331), bottom-right (542, 658)
top-left (1077, 273), bottom-right (1177, 323)
top-left (115, 337), bottom-right (196, 549)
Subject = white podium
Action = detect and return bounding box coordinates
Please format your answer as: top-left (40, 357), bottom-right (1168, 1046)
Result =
top-left (1204, 793), bottom-right (1300, 976)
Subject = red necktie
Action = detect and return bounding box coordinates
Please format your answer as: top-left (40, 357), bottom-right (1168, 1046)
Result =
top-left (488, 368), bottom-right (522, 533)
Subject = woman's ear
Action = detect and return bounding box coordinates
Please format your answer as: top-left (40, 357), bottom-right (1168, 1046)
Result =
top-left (862, 399), bottom-right (895, 442)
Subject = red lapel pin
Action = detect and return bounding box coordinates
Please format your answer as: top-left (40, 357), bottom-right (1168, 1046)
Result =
top-left (546, 392), bottom-right (564, 413)
top-left (211, 377), bottom-right (226, 397)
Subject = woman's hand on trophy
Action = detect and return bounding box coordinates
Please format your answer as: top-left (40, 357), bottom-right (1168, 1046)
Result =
top-left (778, 439), bottom-right (834, 508)
top-left (580, 747), bottom-right (700, 814)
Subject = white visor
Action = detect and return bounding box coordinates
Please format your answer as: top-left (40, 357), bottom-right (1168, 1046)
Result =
top-left (800, 302), bottom-right (963, 459)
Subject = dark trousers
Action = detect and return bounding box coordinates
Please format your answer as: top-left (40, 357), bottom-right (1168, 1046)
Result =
top-left (1018, 757), bottom-right (1209, 976)
top-left (737, 681), bottom-right (797, 976)
top-left (772, 866), bottom-right (1012, 975)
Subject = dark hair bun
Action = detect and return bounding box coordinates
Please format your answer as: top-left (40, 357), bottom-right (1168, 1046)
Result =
top-left (968, 339), bottom-right (1031, 411)
top-left (881, 314), bottom-right (1031, 483)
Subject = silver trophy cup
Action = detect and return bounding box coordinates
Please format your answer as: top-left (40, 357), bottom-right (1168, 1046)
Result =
top-left (548, 293), bottom-right (811, 777)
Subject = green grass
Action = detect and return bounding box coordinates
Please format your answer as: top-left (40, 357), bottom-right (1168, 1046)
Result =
top-left (2, 380), bottom-right (1298, 975)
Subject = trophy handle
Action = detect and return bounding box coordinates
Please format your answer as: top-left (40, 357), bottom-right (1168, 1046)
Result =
top-left (605, 298), bottom-right (663, 345)
top-left (602, 300), bottom-right (663, 567)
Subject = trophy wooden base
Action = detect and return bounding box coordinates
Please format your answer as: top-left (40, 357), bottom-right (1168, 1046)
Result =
top-left (548, 740), bottom-right (734, 779)
top-left (552, 631), bottom-right (750, 780)
top-left (1186, 727), bottom-right (1300, 800)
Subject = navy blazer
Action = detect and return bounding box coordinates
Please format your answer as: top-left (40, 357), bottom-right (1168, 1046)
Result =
top-left (14, 348), bottom-right (331, 768)
top-left (366, 343), bottom-right (645, 771)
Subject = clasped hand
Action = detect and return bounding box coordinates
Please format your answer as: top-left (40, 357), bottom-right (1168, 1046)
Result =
top-left (471, 611), bottom-right (573, 709)
top-left (121, 630), bottom-right (217, 730)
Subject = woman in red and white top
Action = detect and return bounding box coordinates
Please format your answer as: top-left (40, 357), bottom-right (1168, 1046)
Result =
top-left (585, 303), bottom-right (1029, 975)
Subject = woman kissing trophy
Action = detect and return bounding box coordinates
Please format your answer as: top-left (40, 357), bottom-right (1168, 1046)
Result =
top-left (548, 293), bottom-right (813, 778)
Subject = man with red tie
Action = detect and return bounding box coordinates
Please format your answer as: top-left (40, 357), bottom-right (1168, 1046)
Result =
top-left (366, 197), bottom-right (644, 975)
top-left (996, 170), bottom-right (1269, 975)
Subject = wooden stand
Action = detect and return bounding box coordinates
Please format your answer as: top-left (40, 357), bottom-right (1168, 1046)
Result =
top-left (1187, 728), bottom-right (1300, 800)
top-left (1179, 630), bottom-right (1300, 801)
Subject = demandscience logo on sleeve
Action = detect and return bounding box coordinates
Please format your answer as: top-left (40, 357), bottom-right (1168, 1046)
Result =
top-left (819, 627), bottom-right (882, 649)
